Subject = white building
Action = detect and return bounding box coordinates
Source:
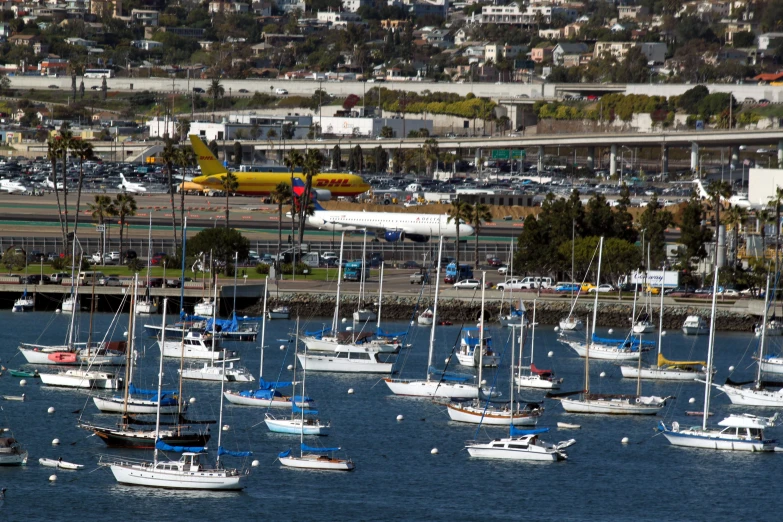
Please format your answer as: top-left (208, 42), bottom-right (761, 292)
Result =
top-left (146, 117), bottom-right (176, 138)
top-left (317, 10), bottom-right (362, 23)
top-left (189, 115), bottom-right (312, 142)
top-left (342, 0), bottom-right (369, 11)
top-left (758, 32), bottom-right (783, 50)
top-left (748, 168), bottom-right (783, 208)
top-left (319, 116), bottom-right (432, 138)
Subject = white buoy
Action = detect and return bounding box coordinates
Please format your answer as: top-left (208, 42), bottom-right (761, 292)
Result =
top-left (244, 315), bottom-right (249, 319)
top-left (599, 372), bottom-right (606, 378)
top-left (251, 460), bottom-right (260, 467)
top-left (431, 448), bottom-right (438, 455)
top-left (396, 414), bottom-right (404, 421)
top-left (548, 351), bottom-right (554, 357)
top-left (52, 439), bottom-right (60, 445)
top-left (346, 326), bottom-right (353, 332)
top-left (410, 321), bottom-right (415, 326)
top-left (608, 329), bottom-right (614, 334)
top-left (189, 397), bottom-right (197, 404)
top-left (49, 475), bottom-right (57, 482)
top-left (621, 437), bottom-right (629, 444)
top-left (279, 344), bottom-right (285, 350)
top-left (222, 425), bottom-right (230, 431)
top-left (689, 397), bottom-right (695, 404)
top-left (287, 364), bottom-right (293, 371)
top-left (341, 317), bottom-right (347, 323)
top-left (480, 379), bottom-right (487, 385)
top-left (445, 358), bottom-right (450, 364)
top-left (123, 331), bottom-right (128, 337)
top-left (661, 331), bottom-right (667, 336)
top-left (47, 407), bottom-right (55, 414)
top-left (347, 388), bottom-right (354, 394)
top-left (19, 379), bottom-right (26, 387)
top-left (729, 366), bottom-right (735, 372)
top-left (554, 326), bottom-right (559, 332)
top-left (55, 309), bottom-right (61, 314)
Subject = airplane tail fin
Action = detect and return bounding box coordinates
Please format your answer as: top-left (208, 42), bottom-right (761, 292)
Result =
top-left (189, 135), bottom-right (227, 177)
top-left (291, 178), bottom-right (325, 210)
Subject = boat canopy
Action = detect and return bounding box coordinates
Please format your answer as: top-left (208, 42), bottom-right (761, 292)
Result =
top-left (428, 366), bottom-right (472, 383)
top-left (657, 353), bottom-right (705, 368)
top-left (217, 446), bottom-right (252, 457)
top-left (305, 327), bottom-right (331, 338)
top-left (278, 449), bottom-right (292, 458)
top-left (337, 331), bottom-right (374, 344)
top-left (591, 333), bottom-right (655, 347)
top-left (509, 426), bottom-right (550, 437)
top-left (301, 443), bottom-right (340, 453)
top-left (718, 413), bottom-right (778, 429)
top-left (127, 383), bottom-right (178, 406)
top-left (530, 363), bottom-right (553, 377)
top-left (155, 439), bottom-right (205, 453)
top-left (257, 378), bottom-right (293, 390)
top-left (0, 437), bottom-right (16, 447)
top-left (292, 403), bottom-right (318, 415)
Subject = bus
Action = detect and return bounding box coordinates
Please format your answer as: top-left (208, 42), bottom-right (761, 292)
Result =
top-left (84, 69), bottom-right (114, 79)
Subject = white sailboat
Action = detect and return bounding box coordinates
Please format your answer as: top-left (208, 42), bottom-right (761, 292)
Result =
top-left (631, 252), bottom-right (655, 334)
top-left (265, 317), bottom-right (329, 436)
top-left (12, 290), bottom-right (34, 313)
top-left (658, 268), bottom-right (780, 451)
top-left (682, 315), bottom-right (708, 335)
top-left (456, 280), bottom-right (501, 368)
top-left (559, 221), bottom-right (583, 332)
top-left (384, 236), bottom-right (480, 399)
top-left (498, 238), bottom-right (525, 327)
top-left (417, 308), bottom-right (434, 326)
top-left (267, 306), bottom-right (290, 320)
top-left (621, 269), bottom-right (708, 381)
top-left (0, 432), bottom-right (28, 466)
top-left (352, 230), bottom-right (377, 323)
top-left (103, 302), bottom-right (251, 489)
top-left (448, 284), bottom-right (543, 426)
top-left (464, 325), bottom-right (574, 461)
top-left (61, 295), bottom-right (78, 313)
top-left (515, 300), bottom-right (562, 390)
top-left (137, 214), bottom-right (159, 314)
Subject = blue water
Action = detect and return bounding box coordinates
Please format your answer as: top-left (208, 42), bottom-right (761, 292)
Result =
top-left (1, 310), bottom-right (783, 521)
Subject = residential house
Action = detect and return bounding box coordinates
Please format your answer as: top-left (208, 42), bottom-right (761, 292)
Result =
top-left (8, 34), bottom-right (39, 46)
top-left (381, 19), bottom-right (408, 31)
top-left (618, 5), bottom-right (648, 19)
top-left (342, 0), bottom-right (369, 12)
top-left (317, 11), bottom-right (362, 24)
top-left (484, 43), bottom-right (527, 62)
top-left (563, 23), bottom-right (582, 37)
top-left (758, 33), bottom-right (783, 50)
top-left (39, 58), bottom-right (68, 75)
top-left (531, 46), bottom-right (554, 63)
top-left (721, 20), bottom-right (757, 44)
top-left (92, 111), bottom-right (115, 124)
top-left (145, 26), bottom-right (206, 39)
top-left (453, 27), bottom-right (470, 45)
top-left (481, 4), bottom-right (524, 24)
top-left (539, 28), bottom-right (563, 40)
top-left (562, 53), bottom-right (589, 67)
top-left (610, 22), bottom-right (626, 32)
top-left (132, 39), bottom-right (163, 50)
top-left (593, 41), bottom-right (635, 60)
top-left (209, 1), bottom-right (249, 13)
top-left (463, 45), bottom-right (485, 60)
top-left (251, 2), bottom-right (271, 15)
top-left (130, 8), bottom-right (159, 26)
top-left (64, 37), bottom-right (96, 47)
top-left (638, 42), bottom-right (666, 63)
top-left (275, 0), bottom-right (305, 12)
top-left (552, 42), bottom-right (588, 65)
top-left (704, 47), bottom-right (747, 65)
top-left (423, 28), bottom-right (453, 48)
top-left (36, 108), bottom-right (51, 123)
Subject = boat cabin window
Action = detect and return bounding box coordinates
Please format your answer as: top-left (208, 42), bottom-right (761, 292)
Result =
top-left (509, 444), bottom-right (529, 449)
top-left (350, 352), bottom-right (371, 360)
top-left (336, 352), bottom-right (350, 358)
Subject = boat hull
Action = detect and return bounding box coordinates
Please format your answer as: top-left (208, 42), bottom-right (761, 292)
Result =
top-left (466, 445), bottom-right (561, 461)
top-left (515, 375), bottom-right (562, 390)
top-left (717, 385), bottom-right (783, 407)
top-left (159, 340), bottom-right (224, 360)
top-left (682, 326), bottom-right (708, 335)
top-left (19, 346), bottom-right (125, 366)
top-left (661, 430), bottom-right (776, 451)
top-left (560, 397), bottom-right (662, 415)
top-left (279, 455), bottom-right (354, 471)
top-left (223, 391), bottom-right (311, 408)
top-left (264, 417), bottom-right (329, 436)
top-left (93, 396), bottom-right (182, 415)
top-left (456, 352), bottom-right (500, 368)
top-left (297, 353), bottom-right (393, 374)
top-left (353, 310), bottom-right (377, 322)
top-left (632, 323), bottom-right (655, 334)
top-left (561, 340), bottom-right (642, 361)
top-left (109, 463), bottom-right (246, 489)
top-left (446, 404), bottom-right (539, 426)
top-left (93, 427), bottom-right (210, 449)
top-left (136, 300), bottom-right (158, 315)
top-left (39, 458), bottom-right (83, 470)
top-left (619, 365), bottom-right (706, 381)
top-left (39, 370), bottom-right (121, 390)
top-left (0, 450), bottom-right (28, 466)
top-left (383, 378), bottom-right (478, 399)
top-left (758, 359), bottom-right (783, 374)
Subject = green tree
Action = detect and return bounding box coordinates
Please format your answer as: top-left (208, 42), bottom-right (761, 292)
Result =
top-left (233, 141), bottom-right (242, 167)
top-left (47, 138), bottom-right (66, 246)
top-left (706, 180), bottom-right (732, 267)
top-left (725, 205), bottom-right (747, 267)
top-left (422, 138), bottom-right (439, 176)
top-left (446, 199), bottom-right (471, 269)
top-left (298, 149), bottom-right (323, 246)
top-left (331, 145), bottom-right (341, 169)
top-left (186, 227), bottom-right (250, 271)
top-left (207, 77), bottom-right (224, 114)
top-left (284, 149), bottom-right (304, 248)
top-left (374, 146), bottom-right (388, 174)
top-left (612, 183), bottom-right (637, 243)
top-left (771, 187), bottom-right (783, 277)
top-left (271, 182), bottom-right (292, 272)
top-left (113, 193), bottom-right (137, 257)
top-left (585, 193), bottom-right (615, 238)
top-left (221, 172), bottom-right (239, 229)
top-left (467, 202), bottom-right (492, 268)
top-left (677, 192), bottom-right (712, 265)
top-left (756, 209), bottom-right (773, 259)
top-left (69, 139), bottom-right (94, 236)
top-left (175, 146), bottom-right (196, 243)
top-left (58, 125), bottom-right (75, 245)
top-left (88, 194), bottom-right (116, 229)
top-left (208, 139), bottom-right (219, 156)
top-left (678, 85), bottom-right (709, 114)
top-left (637, 194), bottom-right (673, 268)
top-left (161, 139), bottom-right (179, 248)
top-left (101, 76), bottom-right (107, 100)
top-left (379, 125), bottom-right (394, 138)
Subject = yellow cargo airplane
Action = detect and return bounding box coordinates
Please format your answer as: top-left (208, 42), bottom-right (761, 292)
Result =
top-left (189, 135), bottom-right (370, 198)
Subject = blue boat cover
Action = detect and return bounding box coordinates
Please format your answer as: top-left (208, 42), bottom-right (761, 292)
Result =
top-left (278, 449), bottom-right (292, 458)
top-left (155, 439), bottom-right (205, 453)
top-left (239, 389), bottom-right (281, 400)
top-left (292, 403), bottom-right (318, 415)
top-left (301, 443), bottom-right (339, 453)
top-left (509, 426), bottom-right (550, 437)
top-left (591, 333), bottom-right (655, 347)
top-left (258, 378), bottom-right (293, 390)
top-left (428, 367), bottom-right (471, 383)
top-left (126, 383), bottom-right (178, 406)
top-left (218, 446), bottom-right (252, 457)
top-left (305, 327), bottom-right (331, 338)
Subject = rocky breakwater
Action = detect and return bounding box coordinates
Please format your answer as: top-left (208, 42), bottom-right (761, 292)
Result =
top-left (242, 294), bottom-right (758, 332)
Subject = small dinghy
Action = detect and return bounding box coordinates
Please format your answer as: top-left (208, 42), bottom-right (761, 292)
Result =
top-left (39, 458), bottom-right (84, 470)
top-left (8, 369), bottom-right (38, 378)
top-left (1, 395), bottom-right (25, 402)
top-left (557, 422), bottom-right (581, 429)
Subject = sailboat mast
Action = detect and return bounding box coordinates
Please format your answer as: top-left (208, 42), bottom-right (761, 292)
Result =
top-left (426, 236), bottom-right (445, 382)
top-left (510, 308), bottom-right (515, 419)
top-left (216, 348), bottom-right (227, 467)
top-left (376, 264), bottom-right (384, 330)
top-left (478, 271), bottom-right (486, 385)
top-left (506, 236), bottom-right (513, 317)
top-left (636, 332), bottom-right (643, 396)
top-left (591, 237), bottom-right (604, 337)
top-left (359, 229), bottom-right (367, 308)
top-left (584, 316), bottom-right (590, 393)
top-left (260, 276), bottom-right (269, 380)
top-left (87, 267), bottom-right (96, 348)
top-left (146, 213), bottom-right (152, 290)
top-left (232, 251), bottom-right (238, 315)
top-left (530, 300), bottom-right (536, 366)
top-left (179, 217), bottom-right (187, 314)
top-left (153, 298), bottom-right (168, 465)
top-left (67, 234), bottom-right (78, 348)
top-left (703, 267), bottom-right (720, 431)
top-left (296, 316), bottom-right (305, 456)
top-left (571, 219), bottom-right (575, 304)
top-left (757, 273), bottom-right (772, 384)
top-left (122, 277), bottom-right (137, 417)
top-left (517, 310), bottom-right (525, 385)
top-left (332, 232), bottom-right (346, 334)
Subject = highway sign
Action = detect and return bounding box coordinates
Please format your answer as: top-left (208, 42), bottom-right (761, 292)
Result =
top-left (491, 149), bottom-right (510, 160)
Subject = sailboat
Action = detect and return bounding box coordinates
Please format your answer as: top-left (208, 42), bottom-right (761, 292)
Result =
top-left (353, 230), bottom-right (377, 323)
top-left (620, 268), bottom-right (708, 381)
top-left (417, 308), bottom-right (434, 326)
top-left (456, 279), bottom-right (500, 368)
top-left (384, 236), bottom-right (480, 399)
top-left (632, 252), bottom-right (655, 334)
top-left (225, 276), bottom-right (314, 409)
top-left (715, 274), bottom-right (783, 406)
top-left (498, 238), bottom-right (525, 327)
top-left (265, 317), bottom-right (329, 436)
top-left (137, 214), bottom-right (159, 315)
top-left (12, 257), bottom-right (34, 312)
top-left (657, 268), bottom-right (780, 451)
top-left (0, 426), bottom-right (27, 466)
top-left (102, 302), bottom-right (250, 489)
top-left (157, 282), bottom-right (226, 361)
top-left (559, 220), bottom-right (583, 332)
top-left (559, 238), bottom-right (652, 361)
top-left (448, 278), bottom-right (543, 426)
top-left (515, 300), bottom-right (562, 390)
top-left (464, 326), bottom-right (574, 461)
top-left (278, 327), bottom-right (354, 472)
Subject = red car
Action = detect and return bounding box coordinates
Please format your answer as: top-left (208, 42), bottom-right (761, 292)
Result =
top-left (487, 257), bottom-right (503, 267)
top-left (444, 275), bottom-right (456, 284)
top-left (149, 252), bottom-right (168, 266)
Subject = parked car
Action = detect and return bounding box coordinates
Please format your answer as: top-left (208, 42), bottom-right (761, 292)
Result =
top-left (192, 87), bottom-right (205, 93)
top-left (403, 260), bottom-right (421, 269)
top-left (581, 282), bottom-right (596, 293)
top-left (321, 252), bottom-right (338, 262)
top-left (275, 88), bottom-right (288, 95)
top-left (487, 257), bottom-right (503, 267)
top-left (28, 251), bottom-right (45, 262)
top-left (25, 274), bottom-right (51, 285)
top-left (454, 279), bottom-right (481, 289)
top-left (99, 276), bottom-right (122, 286)
top-left (165, 277), bottom-right (193, 288)
top-left (46, 252), bottom-right (60, 262)
top-left (410, 271), bottom-right (430, 285)
top-left (444, 275), bottom-right (456, 284)
top-left (496, 278), bottom-right (524, 291)
top-left (589, 284), bottom-right (615, 293)
top-left (150, 252), bottom-right (168, 266)
top-left (497, 265), bottom-right (510, 275)
top-left (91, 252), bottom-right (104, 264)
top-left (555, 282), bottom-right (580, 292)
top-left (147, 277), bottom-right (164, 288)
top-left (50, 272), bottom-right (71, 284)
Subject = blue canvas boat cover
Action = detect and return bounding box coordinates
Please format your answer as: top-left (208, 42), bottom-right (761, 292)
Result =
top-left (591, 333), bottom-right (655, 347)
top-left (155, 439), bottom-right (206, 453)
top-left (257, 378), bottom-right (293, 390)
top-left (305, 327), bottom-right (331, 338)
top-left (278, 449), bottom-right (292, 458)
top-left (301, 443), bottom-right (339, 453)
top-left (509, 426), bottom-right (550, 437)
top-left (428, 367), bottom-right (472, 383)
top-left (218, 446), bottom-right (252, 457)
top-left (292, 403), bottom-right (319, 415)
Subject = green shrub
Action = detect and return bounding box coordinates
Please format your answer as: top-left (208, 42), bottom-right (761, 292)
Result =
top-left (127, 258), bottom-right (145, 272)
top-left (280, 262), bottom-right (309, 275)
top-left (255, 263), bottom-right (270, 275)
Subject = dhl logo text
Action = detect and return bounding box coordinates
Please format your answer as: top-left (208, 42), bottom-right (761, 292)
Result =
top-left (315, 179), bottom-right (351, 187)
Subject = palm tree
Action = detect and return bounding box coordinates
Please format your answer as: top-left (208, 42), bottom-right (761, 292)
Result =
top-left (725, 205), bottom-right (747, 266)
top-left (47, 138), bottom-right (66, 245)
top-left (757, 208), bottom-right (773, 260)
top-left (271, 182), bottom-right (292, 271)
top-left (207, 77), bottom-right (224, 117)
top-left (706, 180), bottom-right (732, 267)
top-left (69, 139), bottom-right (94, 235)
top-left (221, 172), bottom-right (239, 229)
top-left (446, 199), bottom-right (471, 268)
top-left (422, 138), bottom-right (439, 177)
top-left (175, 146), bottom-right (196, 243)
top-left (298, 149), bottom-right (323, 246)
top-left (58, 126), bottom-right (75, 242)
top-left (88, 195), bottom-right (116, 253)
top-left (467, 201), bottom-right (493, 268)
top-left (772, 187), bottom-right (783, 277)
top-left (161, 139), bottom-right (178, 248)
top-left (113, 193), bottom-right (137, 256)
top-left (284, 149), bottom-right (304, 249)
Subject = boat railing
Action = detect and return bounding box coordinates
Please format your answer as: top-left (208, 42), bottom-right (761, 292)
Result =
top-left (97, 454), bottom-right (153, 467)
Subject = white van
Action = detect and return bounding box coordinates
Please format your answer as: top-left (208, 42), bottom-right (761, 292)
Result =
top-left (78, 271), bottom-right (105, 286)
top-left (496, 278), bottom-right (524, 291)
top-left (405, 183), bottom-right (423, 192)
top-left (519, 276), bottom-right (553, 289)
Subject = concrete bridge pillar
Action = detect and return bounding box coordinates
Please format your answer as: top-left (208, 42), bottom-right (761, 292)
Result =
top-left (586, 146), bottom-right (595, 170)
top-left (731, 146), bottom-right (740, 170)
top-left (691, 142), bottom-right (699, 174)
top-left (609, 144), bottom-right (617, 177)
top-left (537, 146), bottom-right (544, 173)
top-left (475, 147), bottom-right (482, 174)
top-left (661, 145), bottom-right (669, 177)
top-left (778, 139), bottom-right (783, 168)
